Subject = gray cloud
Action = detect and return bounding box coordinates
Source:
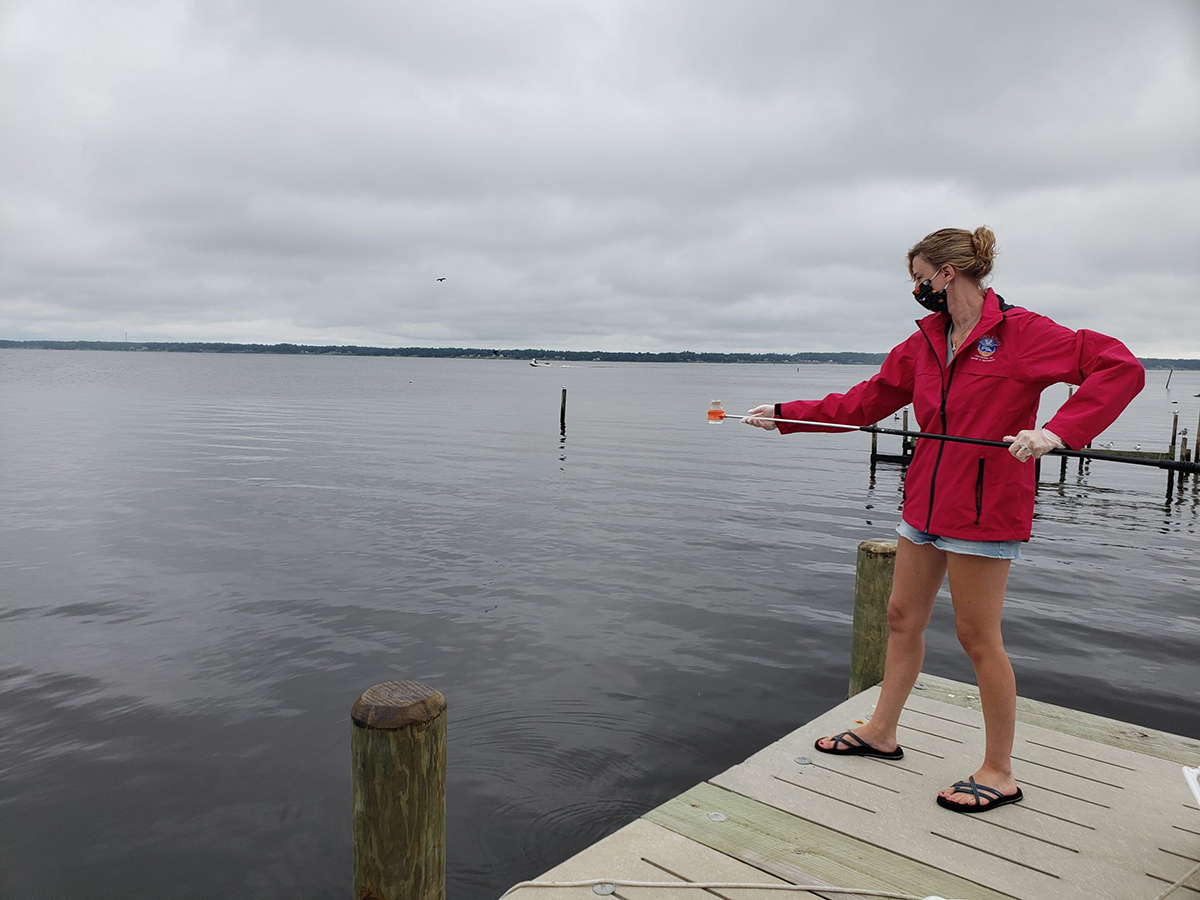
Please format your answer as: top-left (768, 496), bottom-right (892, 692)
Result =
top-left (3, 0), bottom-right (1198, 354)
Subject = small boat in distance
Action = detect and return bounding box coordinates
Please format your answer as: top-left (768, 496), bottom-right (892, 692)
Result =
top-left (530, 359), bottom-right (553, 367)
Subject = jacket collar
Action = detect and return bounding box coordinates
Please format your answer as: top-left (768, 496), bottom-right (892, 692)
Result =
top-left (916, 288), bottom-right (1006, 359)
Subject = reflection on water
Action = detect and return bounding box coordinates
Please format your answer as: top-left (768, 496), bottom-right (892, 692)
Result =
top-left (0, 350), bottom-right (1197, 900)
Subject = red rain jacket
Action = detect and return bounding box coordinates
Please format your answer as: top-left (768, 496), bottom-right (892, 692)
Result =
top-left (777, 289), bottom-right (1145, 541)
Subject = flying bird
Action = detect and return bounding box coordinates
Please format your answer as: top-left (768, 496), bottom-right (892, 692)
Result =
top-left (436, 277), bottom-right (446, 282)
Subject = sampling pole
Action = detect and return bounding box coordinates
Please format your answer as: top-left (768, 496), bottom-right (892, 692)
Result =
top-left (722, 412), bottom-right (1200, 475)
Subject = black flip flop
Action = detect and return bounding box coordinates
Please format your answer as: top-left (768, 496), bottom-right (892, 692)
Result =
top-left (936, 776), bottom-right (1023, 813)
top-left (813, 730), bottom-right (904, 760)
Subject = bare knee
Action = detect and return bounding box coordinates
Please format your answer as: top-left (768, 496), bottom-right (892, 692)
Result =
top-left (955, 623), bottom-right (1004, 663)
top-left (887, 594), bottom-right (929, 636)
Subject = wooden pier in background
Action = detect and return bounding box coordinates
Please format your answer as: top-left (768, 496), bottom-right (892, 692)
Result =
top-left (502, 673), bottom-right (1200, 900)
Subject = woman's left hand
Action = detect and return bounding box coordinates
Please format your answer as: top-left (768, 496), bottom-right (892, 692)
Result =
top-left (1003, 428), bottom-right (1064, 463)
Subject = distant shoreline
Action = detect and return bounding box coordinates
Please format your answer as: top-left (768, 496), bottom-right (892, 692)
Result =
top-left (2, 339), bottom-right (1197, 369)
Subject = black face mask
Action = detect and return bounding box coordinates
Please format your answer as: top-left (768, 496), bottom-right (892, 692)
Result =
top-left (913, 278), bottom-right (948, 312)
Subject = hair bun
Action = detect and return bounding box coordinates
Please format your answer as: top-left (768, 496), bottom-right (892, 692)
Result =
top-left (972, 226), bottom-right (997, 266)
top-left (908, 226), bottom-right (997, 284)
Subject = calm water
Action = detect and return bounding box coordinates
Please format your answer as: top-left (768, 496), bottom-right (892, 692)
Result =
top-left (1, 350), bottom-right (1197, 899)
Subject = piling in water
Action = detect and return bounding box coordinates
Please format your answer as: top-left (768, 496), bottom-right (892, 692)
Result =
top-left (848, 539), bottom-right (896, 698)
top-left (1060, 387), bottom-right (1073, 482)
top-left (351, 681), bottom-right (447, 900)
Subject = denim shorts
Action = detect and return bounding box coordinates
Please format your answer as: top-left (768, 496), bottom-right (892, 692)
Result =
top-left (895, 520), bottom-right (1023, 560)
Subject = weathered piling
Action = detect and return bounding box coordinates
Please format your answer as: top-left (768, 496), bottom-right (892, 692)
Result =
top-left (560, 387), bottom-right (567, 430)
top-left (1180, 436), bottom-right (1190, 492)
top-left (351, 681), bottom-right (447, 900)
top-left (848, 539), bottom-right (896, 698)
top-left (1060, 386), bottom-right (1073, 482)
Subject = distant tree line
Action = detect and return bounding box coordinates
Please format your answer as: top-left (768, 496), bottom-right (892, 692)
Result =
top-left (1, 339), bottom-right (1196, 368)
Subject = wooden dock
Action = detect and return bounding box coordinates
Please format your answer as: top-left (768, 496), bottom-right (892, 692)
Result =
top-left (501, 673), bottom-right (1200, 900)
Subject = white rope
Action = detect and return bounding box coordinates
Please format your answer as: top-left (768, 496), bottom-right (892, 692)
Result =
top-left (499, 878), bottom-right (959, 899)
top-left (1151, 860), bottom-right (1200, 900)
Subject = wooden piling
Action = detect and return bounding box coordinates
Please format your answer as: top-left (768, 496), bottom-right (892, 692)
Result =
top-left (1169, 411), bottom-right (1178, 459)
top-left (1180, 436), bottom-right (1189, 492)
top-left (351, 681), bottom-right (447, 900)
top-left (848, 539), bottom-right (896, 698)
top-left (901, 409), bottom-right (910, 457)
top-left (560, 387), bottom-right (567, 429)
top-left (1060, 387), bottom-right (1072, 482)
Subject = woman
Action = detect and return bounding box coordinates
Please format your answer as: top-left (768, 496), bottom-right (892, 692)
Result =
top-left (744, 226), bottom-right (1144, 813)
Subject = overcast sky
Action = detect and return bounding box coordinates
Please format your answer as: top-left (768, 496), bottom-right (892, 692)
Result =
top-left (3, 1), bottom-right (1198, 355)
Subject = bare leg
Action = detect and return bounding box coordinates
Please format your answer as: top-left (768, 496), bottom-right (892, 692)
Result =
top-left (817, 535), bottom-right (946, 752)
top-left (937, 552), bottom-right (1019, 807)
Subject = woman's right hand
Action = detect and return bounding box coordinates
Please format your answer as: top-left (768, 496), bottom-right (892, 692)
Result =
top-left (744, 404), bottom-right (777, 430)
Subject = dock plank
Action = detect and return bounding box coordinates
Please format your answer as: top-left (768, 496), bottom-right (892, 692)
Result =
top-left (644, 781), bottom-right (1016, 900)
top-left (912, 674), bottom-right (1200, 765)
top-left (504, 673), bottom-right (1200, 900)
top-left (501, 818), bottom-right (826, 899)
top-left (708, 686), bottom-right (1199, 900)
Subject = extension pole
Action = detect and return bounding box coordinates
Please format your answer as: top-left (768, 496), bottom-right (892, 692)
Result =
top-left (728, 415), bottom-right (1200, 475)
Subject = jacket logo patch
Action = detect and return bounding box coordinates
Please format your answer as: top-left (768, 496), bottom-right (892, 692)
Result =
top-left (972, 334), bottom-right (999, 362)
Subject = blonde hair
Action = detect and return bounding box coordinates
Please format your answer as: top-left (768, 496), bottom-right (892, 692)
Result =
top-left (907, 226), bottom-right (997, 284)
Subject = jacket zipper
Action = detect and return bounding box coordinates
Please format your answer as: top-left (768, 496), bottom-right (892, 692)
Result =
top-left (918, 324), bottom-right (956, 533)
top-left (974, 458), bottom-right (986, 524)
top-left (914, 310), bottom-right (1007, 533)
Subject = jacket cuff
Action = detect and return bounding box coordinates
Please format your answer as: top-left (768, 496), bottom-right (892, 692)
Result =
top-left (1042, 427), bottom-right (1066, 450)
top-left (774, 403), bottom-right (782, 419)
top-left (1044, 419), bottom-right (1078, 450)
